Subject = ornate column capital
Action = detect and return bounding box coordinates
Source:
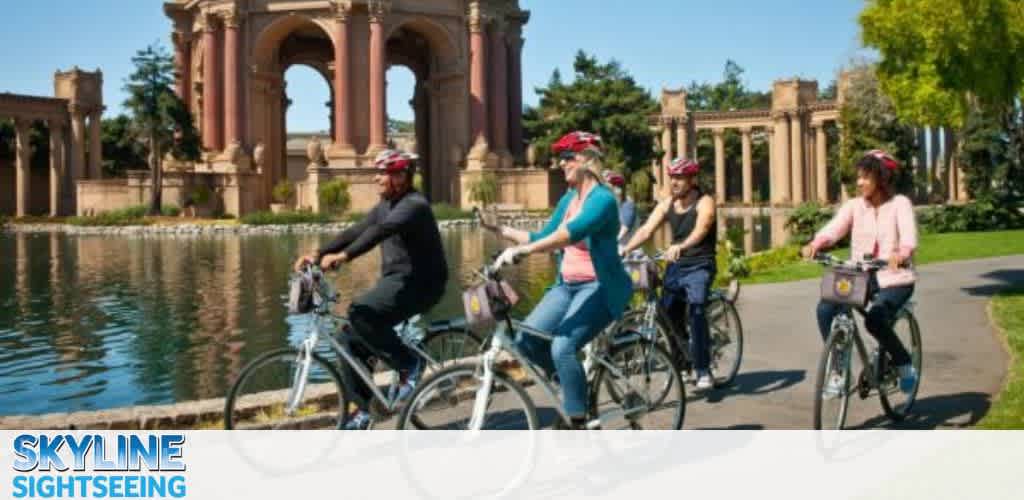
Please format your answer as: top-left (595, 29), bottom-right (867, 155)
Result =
top-left (171, 30), bottom-right (193, 47)
top-left (770, 110), bottom-right (790, 121)
top-left (331, 0), bottom-right (353, 22)
top-left (221, 7), bottom-right (241, 29)
top-left (712, 127), bottom-right (725, 138)
top-left (739, 125), bottom-right (753, 135)
top-left (67, 103), bottom-right (86, 118)
top-left (199, 10), bottom-right (219, 32)
top-left (467, 2), bottom-right (489, 33)
top-left (368, 0), bottom-right (391, 23)
top-left (13, 117), bottom-right (31, 133)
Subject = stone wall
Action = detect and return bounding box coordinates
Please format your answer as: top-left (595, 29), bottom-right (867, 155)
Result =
top-left (460, 167), bottom-right (566, 210)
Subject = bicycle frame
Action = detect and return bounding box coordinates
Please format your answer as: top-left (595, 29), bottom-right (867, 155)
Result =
top-left (468, 317), bottom-right (658, 430)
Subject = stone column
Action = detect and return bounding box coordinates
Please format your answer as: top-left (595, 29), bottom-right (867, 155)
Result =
top-left (508, 35), bottom-right (525, 161)
top-left (88, 110), bottom-right (103, 179)
top-left (366, 2), bottom-right (388, 156)
top-left (14, 119), bottom-right (31, 217)
top-left (713, 128), bottom-right (726, 203)
top-left (790, 112), bottom-right (805, 204)
top-left (929, 127), bottom-right (941, 195)
top-left (331, 3), bottom-right (355, 156)
top-left (201, 12), bottom-right (223, 152)
top-left (773, 112), bottom-right (791, 204)
top-left (468, 4), bottom-right (489, 153)
top-left (766, 126), bottom-right (775, 204)
top-left (49, 123), bottom-right (66, 216)
top-left (915, 128), bottom-right (928, 200)
top-left (222, 9), bottom-right (242, 150)
top-left (70, 106), bottom-right (86, 182)
top-left (740, 126), bottom-right (753, 205)
top-left (815, 122), bottom-right (828, 203)
top-left (172, 31), bottom-right (192, 107)
top-left (489, 20), bottom-right (510, 163)
top-left (675, 118), bottom-right (689, 160)
top-left (661, 120), bottom-right (673, 194)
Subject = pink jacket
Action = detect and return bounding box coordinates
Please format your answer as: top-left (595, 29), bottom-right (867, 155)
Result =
top-left (810, 195), bottom-right (918, 288)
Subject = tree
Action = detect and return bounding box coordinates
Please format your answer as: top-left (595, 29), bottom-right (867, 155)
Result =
top-left (861, 0), bottom-right (1024, 202)
top-left (523, 51), bottom-right (657, 174)
top-left (123, 44), bottom-right (200, 215)
top-left (101, 115), bottom-right (147, 177)
top-left (837, 64), bottom-right (917, 195)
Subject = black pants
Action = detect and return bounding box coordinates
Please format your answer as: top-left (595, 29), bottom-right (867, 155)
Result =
top-left (346, 275), bottom-right (443, 407)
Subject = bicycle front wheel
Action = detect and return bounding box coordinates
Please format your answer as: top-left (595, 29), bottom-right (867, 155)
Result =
top-left (590, 341), bottom-right (685, 430)
top-left (878, 310), bottom-right (923, 421)
top-left (708, 298), bottom-right (743, 387)
top-left (398, 362), bottom-right (538, 430)
top-left (225, 348), bottom-right (349, 430)
top-left (813, 330), bottom-right (853, 430)
top-left (421, 328), bottom-right (485, 369)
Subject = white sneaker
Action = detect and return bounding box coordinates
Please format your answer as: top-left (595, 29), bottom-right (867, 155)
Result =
top-left (822, 373), bottom-right (844, 400)
top-left (695, 373), bottom-right (714, 390)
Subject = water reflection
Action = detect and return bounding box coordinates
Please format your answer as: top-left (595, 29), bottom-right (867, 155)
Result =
top-left (0, 213), bottom-right (790, 416)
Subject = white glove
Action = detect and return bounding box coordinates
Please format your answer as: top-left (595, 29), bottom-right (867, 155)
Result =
top-left (494, 246), bottom-right (527, 270)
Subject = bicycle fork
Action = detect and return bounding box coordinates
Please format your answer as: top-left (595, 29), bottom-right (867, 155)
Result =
top-left (286, 334), bottom-right (317, 416)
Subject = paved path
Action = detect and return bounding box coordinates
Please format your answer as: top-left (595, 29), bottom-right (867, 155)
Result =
top-left (376, 255), bottom-right (1023, 430)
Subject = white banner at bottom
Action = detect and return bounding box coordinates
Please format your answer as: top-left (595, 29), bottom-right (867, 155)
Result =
top-left (2, 431), bottom-right (1021, 500)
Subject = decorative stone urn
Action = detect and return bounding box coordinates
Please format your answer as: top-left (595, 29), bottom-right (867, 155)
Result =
top-left (307, 137), bottom-right (327, 168)
top-left (526, 143), bottom-right (538, 167)
top-left (252, 142), bottom-right (266, 173)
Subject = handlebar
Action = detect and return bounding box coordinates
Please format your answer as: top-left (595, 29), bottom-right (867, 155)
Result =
top-left (813, 252), bottom-right (890, 271)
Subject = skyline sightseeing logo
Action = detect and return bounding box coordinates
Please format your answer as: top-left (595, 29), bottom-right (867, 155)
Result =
top-left (10, 434), bottom-right (187, 498)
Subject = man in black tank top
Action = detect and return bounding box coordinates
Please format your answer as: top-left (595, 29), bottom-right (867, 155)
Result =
top-left (620, 158), bottom-right (718, 390)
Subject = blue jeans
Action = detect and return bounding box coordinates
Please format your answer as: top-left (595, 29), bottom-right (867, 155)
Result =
top-left (661, 261), bottom-right (716, 373)
top-left (515, 281), bottom-right (613, 418)
top-left (816, 278), bottom-right (914, 367)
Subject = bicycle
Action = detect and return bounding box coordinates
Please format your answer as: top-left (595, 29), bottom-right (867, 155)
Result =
top-left (615, 250), bottom-right (744, 388)
top-left (811, 253), bottom-right (923, 430)
top-left (224, 264), bottom-right (484, 429)
top-left (396, 256), bottom-right (686, 430)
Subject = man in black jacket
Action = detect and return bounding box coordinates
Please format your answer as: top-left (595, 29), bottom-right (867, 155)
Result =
top-left (294, 149), bottom-right (448, 429)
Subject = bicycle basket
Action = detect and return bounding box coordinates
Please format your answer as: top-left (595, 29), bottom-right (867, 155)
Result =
top-left (820, 267), bottom-right (870, 308)
top-left (625, 261), bottom-right (659, 291)
top-left (287, 273), bottom-right (315, 314)
top-left (463, 279), bottom-right (520, 329)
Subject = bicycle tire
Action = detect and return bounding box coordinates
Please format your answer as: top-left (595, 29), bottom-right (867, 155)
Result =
top-left (397, 362), bottom-right (539, 430)
top-left (878, 310), bottom-right (923, 421)
top-left (589, 341), bottom-right (685, 430)
top-left (421, 328), bottom-right (486, 368)
top-left (813, 329), bottom-right (853, 430)
top-left (708, 298), bottom-right (744, 387)
top-left (225, 347), bottom-right (350, 430)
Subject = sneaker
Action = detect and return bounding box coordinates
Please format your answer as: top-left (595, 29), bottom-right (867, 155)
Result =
top-left (695, 372), bottom-right (714, 390)
top-left (394, 357), bottom-right (425, 403)
top-left (822, 373), bottom-right (844, 400)
top-left (344, 410), bottom-right (371, 430)
top-left (897, 364), bottom-right (918, 394)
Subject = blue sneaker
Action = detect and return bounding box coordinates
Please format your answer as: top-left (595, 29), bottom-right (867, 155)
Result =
top-left (344, 410), bottom-right (371, 430)
top-left (897, 364), bottom-right (918, 394)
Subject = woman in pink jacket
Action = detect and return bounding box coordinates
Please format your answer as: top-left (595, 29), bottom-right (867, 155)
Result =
top-left (802, 150), bottom-right (919, 394)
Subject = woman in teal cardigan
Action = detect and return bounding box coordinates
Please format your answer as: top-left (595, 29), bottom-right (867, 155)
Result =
top-left (482, 131), bottom-right (632, 429)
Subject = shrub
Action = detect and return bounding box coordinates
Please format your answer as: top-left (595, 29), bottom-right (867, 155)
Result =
top-left (67, 209), bottom-right (151, 227)
top-left (189, 184), bottom-right (212, 206)
top-left (318, 179), bottom-right (351, 215)
top-left (161, 205), bottom-right (181, 217)
top-left (240, 211), bottom-right (331, 225)
top-left (746, 245), bottom-right (802, 274)
top-left (432, 203), bottom-right (473, 221)
top-left (468, 172), bottom-right (499, 208)
top-left (785, 202), bottom-right (833, 245)
top-left (272, 180), bottom-right (296, 204)
top-left (918, 197), bottom-right (1024, 234)
top-left (344, 211), bottom-right (367, 223)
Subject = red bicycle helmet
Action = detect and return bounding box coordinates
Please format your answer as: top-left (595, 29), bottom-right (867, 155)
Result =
top-left (374, 149), bottom-right (418, 173)
top-left (865, 149), bottom-right (899, 171)
top-left (668, 158), bottom-right (700, 176)
top-left (551, 131), bottom-right (603, 158)
top-left (603, 170), bottom-right (626, 187)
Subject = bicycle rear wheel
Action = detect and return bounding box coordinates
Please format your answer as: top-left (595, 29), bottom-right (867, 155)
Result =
top-left (590, 341), bottom-right (685, 430)
top-left (813, 330), bottom-right (853, 430)
top-left (708, 298), bottom-right (743, 387)
top-left (878, 310), bottom-right (923, 421)
top-left (421, 328), bottom-right (485, 369)
top-left (225, 348), bottom-right (349, 430)
top-left (398, 362), bottom-right (538, 430)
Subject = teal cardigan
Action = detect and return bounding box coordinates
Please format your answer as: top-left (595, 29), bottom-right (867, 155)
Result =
top-left (529, 185), bottom-right (633, 319)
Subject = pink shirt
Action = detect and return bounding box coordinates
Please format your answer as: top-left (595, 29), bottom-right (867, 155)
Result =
top-left (560, 194), bottom-right (597, 283)
top-left (810, 195), bottom-right (919, 288)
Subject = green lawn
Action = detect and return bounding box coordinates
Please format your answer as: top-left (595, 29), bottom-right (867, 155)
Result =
top-left (742, 230), bottom-right (1024, 285)
top-left (978, 288), bottom-right (1024, 429)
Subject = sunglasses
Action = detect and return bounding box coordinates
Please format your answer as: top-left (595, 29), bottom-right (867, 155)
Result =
top-left (558, 150), bottom-right (577, 161)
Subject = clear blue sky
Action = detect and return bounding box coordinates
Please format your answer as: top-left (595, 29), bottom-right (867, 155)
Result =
top-left (0, 1), bottom-right (869, 133)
